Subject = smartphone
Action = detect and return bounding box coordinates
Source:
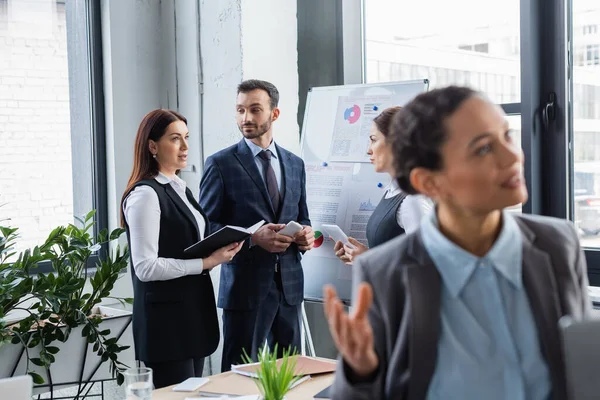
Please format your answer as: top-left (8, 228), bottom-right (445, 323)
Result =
top-left (278, 221), bottom-right (304, 237)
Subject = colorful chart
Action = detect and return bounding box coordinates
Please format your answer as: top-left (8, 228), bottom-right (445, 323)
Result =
top-left (343, 104), bottom-right (361, 124)
top-left (313, 230), bottom-right (324, 248)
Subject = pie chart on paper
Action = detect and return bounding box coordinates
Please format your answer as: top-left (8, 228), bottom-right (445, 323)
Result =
top-left (344, 104), bottom-right (361, 124)
top-left (313, 231), bottom-right (324, 248)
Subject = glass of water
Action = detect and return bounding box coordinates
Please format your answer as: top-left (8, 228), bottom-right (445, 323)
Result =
top-left (124, 367), bottom-right (153, 400)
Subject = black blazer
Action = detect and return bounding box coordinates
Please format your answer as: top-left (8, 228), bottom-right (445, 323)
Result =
top-left (124, 179), bottom-right (219, 363)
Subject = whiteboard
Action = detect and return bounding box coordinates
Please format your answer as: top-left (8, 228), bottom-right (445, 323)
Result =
top-left (300, 80), bottom-right (429, 302)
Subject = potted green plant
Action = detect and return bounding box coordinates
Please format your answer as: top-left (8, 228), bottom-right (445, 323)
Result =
top-left (241, 345), bottom-right (303, 400)
top-left (0, 210), bottom-right (133, 396)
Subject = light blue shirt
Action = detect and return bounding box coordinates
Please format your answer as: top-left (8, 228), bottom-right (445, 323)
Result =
top-left (422, 210), bottom-right (551, 400)
top-left (244, 138), bottom-right (283, 195)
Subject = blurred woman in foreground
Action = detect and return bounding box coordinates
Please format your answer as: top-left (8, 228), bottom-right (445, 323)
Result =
top-left (325, 86), bottom-right (591, 400)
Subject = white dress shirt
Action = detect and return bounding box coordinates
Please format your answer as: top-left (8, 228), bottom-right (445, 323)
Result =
top-left (244, 138), bottom-right (283, 194)
top-left (384, 179), bottom-right (434, 234)
top-left (123, 172), bottom-right (206, 282)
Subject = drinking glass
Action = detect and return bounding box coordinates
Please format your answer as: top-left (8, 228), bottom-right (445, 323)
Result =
top-left (124, 367), bottom-right (153, 400)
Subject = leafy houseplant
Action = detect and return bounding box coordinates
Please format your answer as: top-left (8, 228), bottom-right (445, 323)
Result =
top-left (0, 210), bottom-right (133, 387)
top-left (242, 345), bottom-right (303, 400)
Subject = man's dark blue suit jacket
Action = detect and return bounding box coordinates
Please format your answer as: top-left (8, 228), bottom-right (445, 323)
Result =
top-left (199, 139), bottom-right (311, 310)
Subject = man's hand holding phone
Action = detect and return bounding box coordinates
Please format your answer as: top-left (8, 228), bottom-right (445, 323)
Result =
top-left (251, 223), bottom-right (294, 253)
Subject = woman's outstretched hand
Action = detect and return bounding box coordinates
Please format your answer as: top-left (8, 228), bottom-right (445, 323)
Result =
top-left (323, 283), bottom-right (379, 378)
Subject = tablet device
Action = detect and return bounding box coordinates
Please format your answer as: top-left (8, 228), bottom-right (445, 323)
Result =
top-left (322, 224), bottom-right (355, 248)
top-left (313, 384), bottom-right (331, 399)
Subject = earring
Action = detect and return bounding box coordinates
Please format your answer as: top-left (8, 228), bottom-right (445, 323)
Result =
top-left (152, 154), bottom-right (157, 159)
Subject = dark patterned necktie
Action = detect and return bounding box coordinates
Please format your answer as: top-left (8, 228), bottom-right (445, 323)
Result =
top-left (258, 149), bottom-right (281, 213)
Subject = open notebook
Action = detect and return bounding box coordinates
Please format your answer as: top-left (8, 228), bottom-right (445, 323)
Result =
top-left (184, 220), bottom-right (265, 258)
top-left (231, 356), bottom-right (337, 378)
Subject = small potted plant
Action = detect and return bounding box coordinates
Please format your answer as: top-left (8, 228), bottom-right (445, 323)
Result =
top-left (242, 345), bottom-right (303, 400)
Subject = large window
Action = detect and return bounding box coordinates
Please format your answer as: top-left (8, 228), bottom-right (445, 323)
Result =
top-left (364, 0), bottom-right (520, 104)
top-left (572, 3), bottom-right (600, 249)
top-left (361, 0), bottom-right (600, 283)
top-left (364, 0), bottom-right (522, 212)
top-left (0, 0), bottom-right (105, 263)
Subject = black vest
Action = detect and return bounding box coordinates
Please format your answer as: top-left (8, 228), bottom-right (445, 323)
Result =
top-left (365, 192), bottom-right (407, 248)
top-left (124, 179), bottom-right (219, 363)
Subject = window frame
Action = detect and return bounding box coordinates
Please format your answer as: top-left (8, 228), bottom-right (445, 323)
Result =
top-left (567, 0), bottom-right (600, 284)
top-left (32, 0), bottom-right (107, 274)
top-left (356, 0), bottom-right (600, 284)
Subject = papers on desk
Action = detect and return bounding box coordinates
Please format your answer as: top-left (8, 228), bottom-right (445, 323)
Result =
top-left (231, 355), bottom-right (337, 378)
top-left (228, 356), bottom-right (335, 392)
top-left (225, 371), bottom-right (310, 389)
top-left (185, 396), bottom-right (259, 400)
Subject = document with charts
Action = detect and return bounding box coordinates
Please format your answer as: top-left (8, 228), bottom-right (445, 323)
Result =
top-left (329, 95), bottom-right (392, 163)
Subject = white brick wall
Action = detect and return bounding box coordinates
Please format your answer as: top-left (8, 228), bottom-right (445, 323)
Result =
top-left (0, 1), bottom-right (74, 256)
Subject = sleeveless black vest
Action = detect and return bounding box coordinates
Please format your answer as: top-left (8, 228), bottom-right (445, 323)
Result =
top-left (124, 179), bottom-right (219, 363)
top-left (366, 192), bottom-right (407, 248)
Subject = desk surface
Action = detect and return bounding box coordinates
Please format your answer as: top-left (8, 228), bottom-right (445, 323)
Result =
top-left (152, 371), bottom-right (333, 399)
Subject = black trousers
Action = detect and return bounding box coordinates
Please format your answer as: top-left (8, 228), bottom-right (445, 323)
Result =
top-left (221, 271), bottom-right (302, 372)
top-left (144, 357), bottom-right (205, 389)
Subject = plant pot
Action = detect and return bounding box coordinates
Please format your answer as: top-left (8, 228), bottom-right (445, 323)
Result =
top-left (0, 336), bottom-right (23, 379)
top-left (0, 306), bottom-right (133, 395)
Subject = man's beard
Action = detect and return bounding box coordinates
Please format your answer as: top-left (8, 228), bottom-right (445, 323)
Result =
top-left (239, 120), bottom-right (271, 139)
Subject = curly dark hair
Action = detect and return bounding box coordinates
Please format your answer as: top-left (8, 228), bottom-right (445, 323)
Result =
top-left (390, 86), bottom-right (478, 194)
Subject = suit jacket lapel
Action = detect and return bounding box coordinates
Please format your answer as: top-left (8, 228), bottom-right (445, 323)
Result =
top-left (234, 140), bottom-right (275, 217)
top-left (164, 184), bottom-right (201, 241)
top-left (518, 219), bottom-right (567, 400)
top-left (405, 233), bottom-right (441, 400)
top-left (276, 144), bottom-right (291, 222)
top-left (401, 221), bottom-right (567, 399)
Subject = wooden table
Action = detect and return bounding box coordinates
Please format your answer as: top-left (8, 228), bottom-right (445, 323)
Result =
top-left (152, 371), bottom-right (333, 399)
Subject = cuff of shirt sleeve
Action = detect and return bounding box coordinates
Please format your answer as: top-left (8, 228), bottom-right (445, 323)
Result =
top-left (343, 359), bottom-right (380, 384)
top-left (183, 258), bottom-right (205, 275)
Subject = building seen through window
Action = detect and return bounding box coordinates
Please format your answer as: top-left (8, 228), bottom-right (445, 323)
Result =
top-left (364, 0), bottom-right (600, 247)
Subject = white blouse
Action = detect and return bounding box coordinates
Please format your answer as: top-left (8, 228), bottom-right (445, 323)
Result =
top-left (123, 172), bottom-right (206, 282)
top-left (384, 179), bottom-right (433, 234)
